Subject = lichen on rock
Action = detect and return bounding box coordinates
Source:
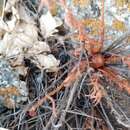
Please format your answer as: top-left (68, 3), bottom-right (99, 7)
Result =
top-left (0, 59), bottom-right (28, 108)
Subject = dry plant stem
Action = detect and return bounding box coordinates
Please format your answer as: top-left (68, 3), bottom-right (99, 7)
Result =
top-left (29, 60), bottom-right (87, 112)
top-left (115, 103), bottom-right (130, 123)
top-left (63, 109), bottom-right (102, 121)
top-left (100, 103), bottom-right (114, 130)
top-left (104, 96), bottom-right (130, 128)
top-left (53, 78), bottom-right (80, 130)
top-left (29, 82), bottom-right (65, 112)
top-left (45, 89), bottom-right (69, 129)
top-left (46, 95), bottom-right (57, 117)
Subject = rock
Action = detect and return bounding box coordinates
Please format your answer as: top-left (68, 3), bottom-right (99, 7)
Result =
top-left (0, 59), bottom-right (28, 108)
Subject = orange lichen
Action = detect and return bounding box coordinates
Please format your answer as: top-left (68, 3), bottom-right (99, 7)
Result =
top-left (72, 0), bottom-right (90, 7)
top-left (0, 86), bottom-right (20, 96)
top-left (112, 20), bottom-right (126, 32)
top-left (115, 0), bottom-right (127, 8)
top-left (0, 86), bottom-right (20, 108)
top-left (82, 19), bottom-right (101, 36)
